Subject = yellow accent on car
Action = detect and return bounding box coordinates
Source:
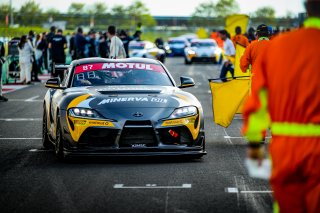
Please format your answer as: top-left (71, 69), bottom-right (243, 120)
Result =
top-left (187, 53), bottom-right (196, 59)
top-left (162, 115), bottom-right (200, 140)
top-left (245, 89), bottom-right (270, 142)
top-left (65, 94), bottom-right (114, 142)
top-left (68, 117), bottom-right (114, 142)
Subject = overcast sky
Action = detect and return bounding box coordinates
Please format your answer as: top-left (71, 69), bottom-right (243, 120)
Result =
top-left (9, 0), bottom-right (305, 17)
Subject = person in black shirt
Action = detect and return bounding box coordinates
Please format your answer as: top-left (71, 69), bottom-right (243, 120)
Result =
top-left (119, 30), bottom-right (132, 58)
top-left (88, 30), bottom-right (97, 57)
top-left (46, 26), bottom-right (56, 73)
top-left (49, 29), bottom-right (67, 79)
top-left (74, 27), bottom-right (88, 59)
top-left (98, 33), bottom-right (109, 58)
top-left (69, 32), bottom-right (76, 61)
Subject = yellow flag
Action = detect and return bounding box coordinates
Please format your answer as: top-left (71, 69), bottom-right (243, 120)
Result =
top-left (225, 14), bottom-right (250, 37)
top-left (196, 28), bottom-right (208, 39)
top-left (209, 79), bottom-right (250, 128)
top-left (234, 44), bottom-right (249, 77)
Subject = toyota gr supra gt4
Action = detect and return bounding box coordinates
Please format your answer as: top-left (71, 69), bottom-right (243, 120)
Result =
top-left (43, 58), bottom-right (206, 159)
top-left (184, 39), bottom-right (222, 64)
top-left (128, 41), bottom-right (166, 63)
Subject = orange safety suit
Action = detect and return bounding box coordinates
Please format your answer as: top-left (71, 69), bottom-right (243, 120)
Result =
top-left (231, 34), bottom-right (249, 48)
top-left (210, 32), bottom-right (224, 48)
top-left (240, 37), bottom-right (269, 74)
top-left (243, 17), bottom-right (320, 213)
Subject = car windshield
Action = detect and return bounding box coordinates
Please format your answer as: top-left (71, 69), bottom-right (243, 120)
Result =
top-left (191, 42), bottom-right (216, 47)
top-left (72, 62), bottom-right (173, 87)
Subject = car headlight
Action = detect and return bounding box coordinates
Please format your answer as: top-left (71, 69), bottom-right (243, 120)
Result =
top-left (69, 108), bottom-right (101, 119)
top-left (187, 50), bottom-right (196, 55)
top-left (169, 106), bottom-right (198, 119)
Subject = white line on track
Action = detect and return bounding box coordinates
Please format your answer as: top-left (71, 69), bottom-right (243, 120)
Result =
top-left (8, 99), bottom-right (42, 102)
top-left (223, 128), bottom-right (233, 145)
top-left (226, 187), bottom-right (273, 194)
top-left (0, 118), bottom-right (42, 121)
top-left (29, 149), bottom-right (52, 152)
top-left (240, 191), bottom-right (273, 194)
top-left (25, 95), bottom-right (40, 102)
top-left (224, 136), bottom-right (272, 139)
top-left (113, 184), bottom-right (192, 189)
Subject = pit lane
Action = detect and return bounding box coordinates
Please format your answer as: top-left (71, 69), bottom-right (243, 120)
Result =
top-left (0, 58), bottom-right (273, 213)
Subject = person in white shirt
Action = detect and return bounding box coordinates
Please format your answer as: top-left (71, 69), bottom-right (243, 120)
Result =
top-left (18, 35), bottom-right (34, 84)
top-left (219, 30), bottom-right (236, 82)
top-left (107, 26), bottom-right (126, 59)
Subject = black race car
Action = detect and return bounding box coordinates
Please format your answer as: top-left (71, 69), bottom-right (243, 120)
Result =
top-left (43, 58), bottom-right (205, 159)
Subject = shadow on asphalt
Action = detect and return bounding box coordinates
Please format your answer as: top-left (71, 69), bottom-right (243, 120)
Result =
top-left (63, 155), bottom-right (205, 165)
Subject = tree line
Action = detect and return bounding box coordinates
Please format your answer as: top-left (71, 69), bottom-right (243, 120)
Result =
top-left (0, 0), bottom-right (296, 30)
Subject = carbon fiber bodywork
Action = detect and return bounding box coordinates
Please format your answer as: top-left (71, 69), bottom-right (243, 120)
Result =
top-left (43, 58), bottom-right (206, 157)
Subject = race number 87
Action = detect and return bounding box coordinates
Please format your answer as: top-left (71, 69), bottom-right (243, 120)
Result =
top-left (82, 65), bottom-right (93, 70)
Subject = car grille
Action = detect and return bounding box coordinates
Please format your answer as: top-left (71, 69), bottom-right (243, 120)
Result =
top-left (119, 120), bottom-right (157, 147)
top-left (78, 128), bottom-right (119, 148)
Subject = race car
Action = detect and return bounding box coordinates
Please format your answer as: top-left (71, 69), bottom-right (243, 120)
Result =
top-left (184, 39), bottom-right (222, 65)
top-left (167, 37), bottom-right (190, 56)
top-left (43, 58), bottom-right (206, 159)
top-left (128, 41), bottom-right (166, 63)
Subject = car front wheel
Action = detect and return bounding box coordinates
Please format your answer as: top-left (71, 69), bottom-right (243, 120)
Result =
top-left (55, 120), bottom-right (65, 161)
top-left (42, 109), bottom-right (52, 149)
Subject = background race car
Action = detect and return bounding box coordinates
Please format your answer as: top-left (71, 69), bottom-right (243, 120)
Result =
top-left (167, 37), bottom-right (190, 56)
top-left (184, 39), bottom-right (222, 65)
top-left (128, 41), bottom-right (166, 63)
top-left (43, 58), bottom-right (206, 159)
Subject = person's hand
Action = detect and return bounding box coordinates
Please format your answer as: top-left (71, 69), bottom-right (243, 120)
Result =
top-left (247, 144), bottom-right (265, 165)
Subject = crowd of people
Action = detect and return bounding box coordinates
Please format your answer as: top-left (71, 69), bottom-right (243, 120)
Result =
top-left (15, 25), bottom-right (143, 85)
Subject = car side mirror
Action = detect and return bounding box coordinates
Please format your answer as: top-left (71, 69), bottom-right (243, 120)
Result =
top-left (178, 76), bottom-right (195, 88)
top-left (45, 78), bottom-right (65, 89)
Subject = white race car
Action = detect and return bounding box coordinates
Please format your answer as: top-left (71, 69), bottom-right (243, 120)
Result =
top-left (129, 41), bottom-right (166, 63)
top-left (184, 39), bottom-right (222, 65)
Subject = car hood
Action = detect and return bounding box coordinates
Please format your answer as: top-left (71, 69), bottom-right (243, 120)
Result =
top-left (64, 85), bottom-right (199, 109)
top-left (193, 47), bottom-right (216, 55)
top-left (63, 85), bottom-right (200, 121)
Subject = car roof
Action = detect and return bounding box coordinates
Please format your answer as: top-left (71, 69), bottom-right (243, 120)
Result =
top-left (70, 57), bottom-right (162, 66)
top-left (168, 37), bottom-right (188, 42)
top-left (191, 39), bottom-right (217, 43)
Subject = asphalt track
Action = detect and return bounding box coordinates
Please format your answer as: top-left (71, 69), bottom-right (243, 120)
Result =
top-left (0, 57), bottom-right (273, 213)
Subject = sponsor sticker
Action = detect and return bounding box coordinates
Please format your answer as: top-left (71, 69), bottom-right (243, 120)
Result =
top-left (162, 118), bottom-right (188, 126)
top-left (75, 63), bottom-right (164, 74)
top-left (98, 97), bottom-right (168, 105)
top-left (74, 120), bottom-right (87, 126)
top-left (88, 121), bottom-right (113, 126)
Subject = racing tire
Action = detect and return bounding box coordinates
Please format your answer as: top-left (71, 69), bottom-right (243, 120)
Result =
top-left (184, 57), bottom-right (192, 65)
top-left (42, 109), bottom-right (52, 149)
top-left (55, 119), bottom-right (66, 161)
